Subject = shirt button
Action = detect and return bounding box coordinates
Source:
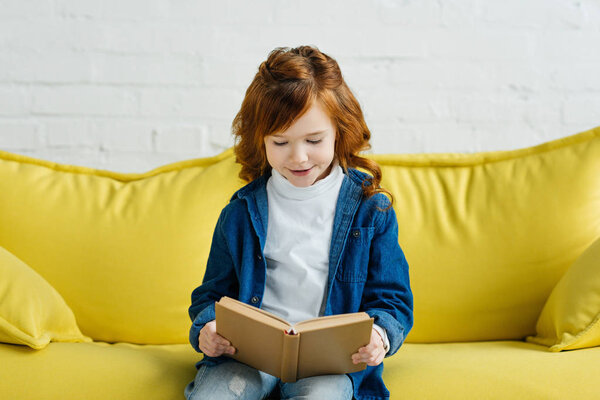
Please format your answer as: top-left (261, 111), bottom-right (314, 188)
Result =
top-left (251, 296), bottom-right (259, 304)
top-left (353, 230), bottom-right (360, 238)
top-left (257, 254), bottom-right (263, 261)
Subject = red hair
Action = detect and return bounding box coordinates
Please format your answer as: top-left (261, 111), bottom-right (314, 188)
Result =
top-left (231, 45), bottom-right (393, 206)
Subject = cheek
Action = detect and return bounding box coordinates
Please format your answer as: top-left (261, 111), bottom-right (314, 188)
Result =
top-left (264, 145), bottom-right (283, 167)
top-left (320, 140), bottom-right (336, 163)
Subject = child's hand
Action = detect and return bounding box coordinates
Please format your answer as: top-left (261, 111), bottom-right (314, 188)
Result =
top-left (351, 328), bottom-right (385, 367)
top-left (198, 320), bottom-right (236, 357)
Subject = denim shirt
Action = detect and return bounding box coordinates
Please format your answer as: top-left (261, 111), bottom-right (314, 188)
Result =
top-left (188, 168), bottom-right (414, 400)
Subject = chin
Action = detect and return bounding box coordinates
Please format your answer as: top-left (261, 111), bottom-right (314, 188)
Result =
top-left (289, 179), bottom-right (313, 188)
top-left (286, 175), bottom-right (315, 187)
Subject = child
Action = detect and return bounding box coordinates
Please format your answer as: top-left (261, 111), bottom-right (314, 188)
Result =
top-left (185, 45), bottom-right (413, 400)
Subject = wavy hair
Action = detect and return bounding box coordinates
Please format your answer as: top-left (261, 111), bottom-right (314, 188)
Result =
top-left (231, 45), bottom-right (393, 207)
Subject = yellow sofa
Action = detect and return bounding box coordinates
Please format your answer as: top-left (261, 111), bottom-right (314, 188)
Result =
top-left (1, 126), bottom-right (600, 399)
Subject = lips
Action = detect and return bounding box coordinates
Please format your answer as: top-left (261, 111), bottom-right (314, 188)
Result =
top-left (289, 167), bottom-right (313, 176)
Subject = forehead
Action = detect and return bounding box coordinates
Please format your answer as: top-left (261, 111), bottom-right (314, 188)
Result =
top-left (273, 101), bottom-right (334, 137)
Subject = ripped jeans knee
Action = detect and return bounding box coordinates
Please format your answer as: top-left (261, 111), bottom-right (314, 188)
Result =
top-left (184, 360), bottom-right (278, 400)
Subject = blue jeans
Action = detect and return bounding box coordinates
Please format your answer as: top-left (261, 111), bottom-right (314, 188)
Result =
top-left (185, 359), bottom-right (354, 400)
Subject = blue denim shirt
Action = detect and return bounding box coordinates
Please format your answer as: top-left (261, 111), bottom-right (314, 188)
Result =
top-left (189, 168), bottom-right (413, 400)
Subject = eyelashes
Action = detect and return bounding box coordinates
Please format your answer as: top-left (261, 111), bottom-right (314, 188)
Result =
top-left (273, 139), bottom-right (322, 146)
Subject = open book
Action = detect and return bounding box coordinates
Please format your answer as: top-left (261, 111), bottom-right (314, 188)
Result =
top-left (215, 296), bottom-right (374, 383)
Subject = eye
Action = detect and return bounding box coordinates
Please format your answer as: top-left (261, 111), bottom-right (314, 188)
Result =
top-left (273, 141), bottom-right (287, 146)
top-left (307, 139), bottom-right (322, 144)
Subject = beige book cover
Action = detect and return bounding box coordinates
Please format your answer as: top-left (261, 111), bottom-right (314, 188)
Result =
top-left (215, 296), bottom-right (374, 383)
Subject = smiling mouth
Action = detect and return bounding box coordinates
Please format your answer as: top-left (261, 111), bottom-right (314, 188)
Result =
top-left (289, 167), bottom-right (313, 176)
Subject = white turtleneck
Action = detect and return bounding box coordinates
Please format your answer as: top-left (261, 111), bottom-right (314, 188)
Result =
top-left (262, 161), bottom-right (344, 324)
top-left (261, 161), bottom-right (390, 353)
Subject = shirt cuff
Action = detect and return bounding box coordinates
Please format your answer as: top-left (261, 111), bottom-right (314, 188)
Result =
top-left (373, 323), bottom-right (390, 354)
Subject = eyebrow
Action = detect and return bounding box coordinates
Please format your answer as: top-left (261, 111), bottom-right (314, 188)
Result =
top-left (273, 129), bottom-right (328, 137)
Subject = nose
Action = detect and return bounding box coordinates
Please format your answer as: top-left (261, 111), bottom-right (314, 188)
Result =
top-left (290, 144), bottom-right (308, 164)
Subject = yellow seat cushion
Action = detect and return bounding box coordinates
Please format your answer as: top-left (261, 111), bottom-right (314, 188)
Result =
top-left (1, 340), bottom-right (599, 399)
top-left (0, 150), bottom-right (244, 344)
top-left (384, 341), bottom-right (600, 399)
top-left (0, 245), bottom-right (90, 349)
top-left (0, 342), bottom-right (200, 400)
top-left (526, 236), bottom-right (600, 351)
top-left (371, 126), bottom-right (600, 342)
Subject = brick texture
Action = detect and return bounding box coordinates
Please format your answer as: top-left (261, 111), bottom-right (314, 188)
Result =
top-left (0, 0), bottom-right (599, 172)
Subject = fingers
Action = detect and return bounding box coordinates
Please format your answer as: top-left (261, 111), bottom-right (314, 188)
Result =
top-left (351, 346), bottom-right (385, 366)
top-left (198, 320), bottom-right (236, 357)
top-left (351, 328), bottom-right (385, 366)
top-left (199, 334), bottom-right (236, 357)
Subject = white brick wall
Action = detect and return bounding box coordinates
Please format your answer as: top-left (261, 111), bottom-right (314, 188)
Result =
top-left (1, 0), bottom-right (599, 172)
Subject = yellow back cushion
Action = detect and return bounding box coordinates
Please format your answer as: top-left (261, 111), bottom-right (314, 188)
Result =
top-left (0, 149), bottom-right (244, 344)
top-left (1, 126), bottom-right (599, 344)
top-left (372, 126), bottom-right (600, 342)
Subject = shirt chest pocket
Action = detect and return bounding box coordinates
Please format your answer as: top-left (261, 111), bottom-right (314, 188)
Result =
top-left (336, 227), bottom-right (375, 283)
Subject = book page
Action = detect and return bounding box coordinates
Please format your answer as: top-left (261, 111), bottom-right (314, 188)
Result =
top-left (218, 296), bottom-right (291, 330)
top-left (293, 312), bottom-right (370, 332)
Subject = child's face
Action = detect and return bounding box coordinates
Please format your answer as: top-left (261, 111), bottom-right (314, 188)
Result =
top-left (264, 101), bottom-right (336, 187)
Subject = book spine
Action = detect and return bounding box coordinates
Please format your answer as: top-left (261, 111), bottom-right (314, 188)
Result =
top-left (280, 331), bottom-right (300, 383)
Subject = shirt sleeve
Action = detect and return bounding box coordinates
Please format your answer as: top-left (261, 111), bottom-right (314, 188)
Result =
top-left (362, 197), bottom-right (414, 356)
top-left (188, 207), bottom-right (239, 353)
